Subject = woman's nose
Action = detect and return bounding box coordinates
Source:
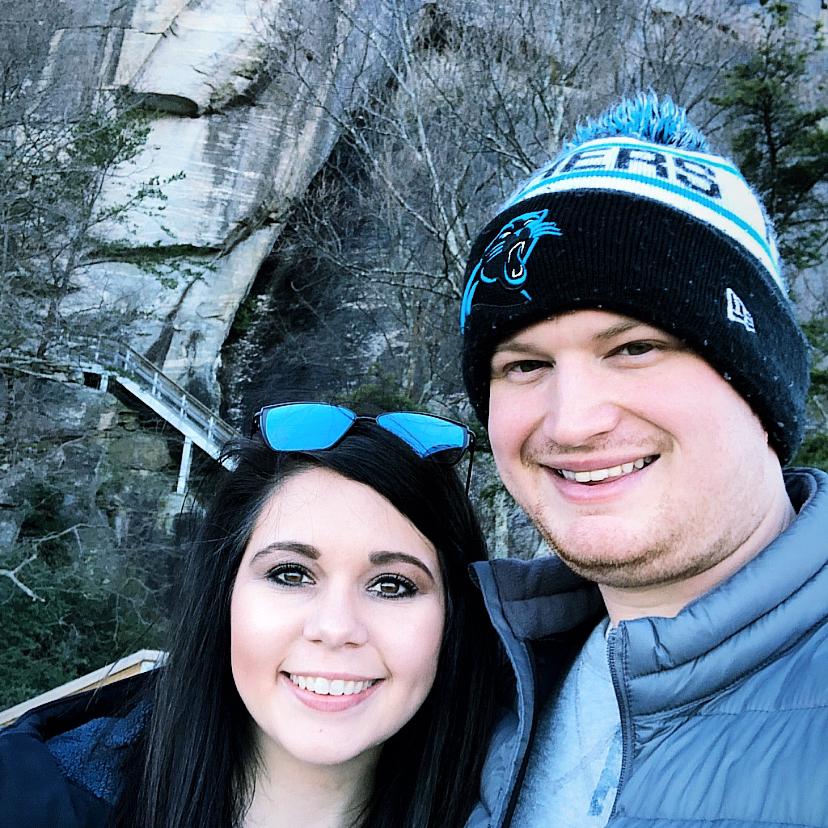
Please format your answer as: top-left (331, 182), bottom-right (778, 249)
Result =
top-left (302, 587), bottom-right (369, 648)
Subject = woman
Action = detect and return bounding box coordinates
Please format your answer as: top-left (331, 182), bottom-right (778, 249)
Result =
top-left (2, 403), bottom-right (499, 828)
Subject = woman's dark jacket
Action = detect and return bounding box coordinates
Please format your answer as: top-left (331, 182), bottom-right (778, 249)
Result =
top-left (466, 468), bottom-right (828, 828)
top-left (0, 674), bottom-right (147, 828)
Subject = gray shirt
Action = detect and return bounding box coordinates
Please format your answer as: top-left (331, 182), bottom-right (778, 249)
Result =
top-left (512, 619), bottom-right (622, 827)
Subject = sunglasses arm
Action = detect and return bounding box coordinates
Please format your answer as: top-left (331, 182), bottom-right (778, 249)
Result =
top-left (464, 436), bottom-right (476, 494)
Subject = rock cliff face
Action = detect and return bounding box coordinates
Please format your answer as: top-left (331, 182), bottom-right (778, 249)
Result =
top-left (43, 0), bottom-right (418, 404)
top-left (7, 0), bottom-right (551, 594)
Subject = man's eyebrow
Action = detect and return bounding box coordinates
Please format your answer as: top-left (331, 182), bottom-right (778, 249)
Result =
top-left (250, 542), bottom-right (319, 563)
top-left (369, 551), bottom-right (435, 582)
top-left (492, 339), bottom-right (543, 355)
top-left (594, 320), bottom-right (649, 342)
top-left (493, 320), bottom-right (650, 354)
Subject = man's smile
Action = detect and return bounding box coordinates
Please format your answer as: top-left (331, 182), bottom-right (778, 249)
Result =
top-left (552, 455), bottom-right (658, 484)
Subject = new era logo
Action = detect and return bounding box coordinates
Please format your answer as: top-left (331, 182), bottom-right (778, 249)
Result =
top-left (726, 288), bottom-right (755, 333)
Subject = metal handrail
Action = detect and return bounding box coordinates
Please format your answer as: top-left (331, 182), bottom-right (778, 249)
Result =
top-left (57, 336), bottom-right (239, 456)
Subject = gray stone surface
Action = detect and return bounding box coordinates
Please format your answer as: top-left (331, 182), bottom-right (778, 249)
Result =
top-left (39, 0), bottom-right (409, 406)
top-left (128, 0), bottom-right (270, 111)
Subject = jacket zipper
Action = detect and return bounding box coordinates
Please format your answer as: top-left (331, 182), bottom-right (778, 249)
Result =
top-left (607, 626), bottom-right (633, 821)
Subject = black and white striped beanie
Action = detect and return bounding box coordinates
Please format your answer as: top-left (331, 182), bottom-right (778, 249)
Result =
top-left (460, 93), bottom-right (810, 464)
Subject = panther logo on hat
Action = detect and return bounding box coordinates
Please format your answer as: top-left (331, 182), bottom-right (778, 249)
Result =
top-left (460, 210), bottom-right (561, 331)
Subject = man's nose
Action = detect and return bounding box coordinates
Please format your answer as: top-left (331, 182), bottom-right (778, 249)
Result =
top-left (302, 586), bottom-right (369, 648)
top-left (539, 361), bottom-right (622, 448)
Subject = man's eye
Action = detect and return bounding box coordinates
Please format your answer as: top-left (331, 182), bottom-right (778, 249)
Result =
top-left (367, 575), bottom-right (418, 599)
top-left (491, 358), bottom-right (551, 380)
top-left (615, 341), bottom-right (656, 357)
top-left (508, 359), bottom-right (548, 374)
top-left (267, 564), bottom-right (313, 587)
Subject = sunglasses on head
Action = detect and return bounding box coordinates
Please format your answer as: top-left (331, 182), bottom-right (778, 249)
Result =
top-left (251, 402), bottom-right (476, 491)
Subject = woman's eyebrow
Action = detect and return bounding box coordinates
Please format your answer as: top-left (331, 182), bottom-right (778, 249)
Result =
top-left (250, 541), bottom-right (319, 563)
top-left (369, 551), bottom-right (435, 581)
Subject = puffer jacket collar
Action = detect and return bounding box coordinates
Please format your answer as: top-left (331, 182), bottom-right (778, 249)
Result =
top-left (617, 469), bottom-right (825, 714)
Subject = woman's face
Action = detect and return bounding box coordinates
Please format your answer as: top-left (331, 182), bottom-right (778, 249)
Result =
top-left (230, 467), bottom-right (445, 770)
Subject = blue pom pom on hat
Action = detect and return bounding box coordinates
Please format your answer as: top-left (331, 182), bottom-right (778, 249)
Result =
top-left (460, 92), bottom-right (809, 464)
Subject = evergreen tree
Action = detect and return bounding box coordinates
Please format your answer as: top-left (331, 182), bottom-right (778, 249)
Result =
top-left (712, 0), bottom-right (828, 273)
top-left (713, 0), bottom-right (828, 470)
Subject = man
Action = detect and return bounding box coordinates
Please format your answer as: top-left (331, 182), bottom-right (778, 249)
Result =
top-left (461, 94), bottom-right (827, 828)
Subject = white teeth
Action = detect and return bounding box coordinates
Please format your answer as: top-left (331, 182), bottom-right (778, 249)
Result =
top-left (558, 456), bottom-right (655, 483)
top-left (289, 674), bottom-right (376, 696)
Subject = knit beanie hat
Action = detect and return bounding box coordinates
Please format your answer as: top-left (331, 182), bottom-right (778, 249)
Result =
top-left (460, 93), bottom-right (810, 464)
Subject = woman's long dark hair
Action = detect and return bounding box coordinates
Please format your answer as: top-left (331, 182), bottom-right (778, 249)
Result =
top-left (112, 418), bottom-right (500, 827)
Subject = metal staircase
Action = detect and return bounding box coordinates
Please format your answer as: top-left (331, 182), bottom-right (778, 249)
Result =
top-left (61, 338), bottom-right (239, 492)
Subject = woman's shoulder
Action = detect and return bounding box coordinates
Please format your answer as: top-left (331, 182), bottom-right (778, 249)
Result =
top-left (0, 673), bottom-right (152, 828)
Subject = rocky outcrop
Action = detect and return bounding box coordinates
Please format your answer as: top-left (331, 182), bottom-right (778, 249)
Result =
top-left (38, 0), bottom-right (420, 404)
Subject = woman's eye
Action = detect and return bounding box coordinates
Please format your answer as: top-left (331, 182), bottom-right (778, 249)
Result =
top-left (267, 564), bottom-right (313, 587)
top-left (367, 575), bottom-right (418, 599)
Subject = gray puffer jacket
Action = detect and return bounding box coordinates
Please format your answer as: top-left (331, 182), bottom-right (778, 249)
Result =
top-left (466, 468), bottom-right (828, 828)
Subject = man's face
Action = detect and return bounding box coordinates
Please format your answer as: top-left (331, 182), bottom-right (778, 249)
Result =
top-left (488, 310), bottom-right (780, 588)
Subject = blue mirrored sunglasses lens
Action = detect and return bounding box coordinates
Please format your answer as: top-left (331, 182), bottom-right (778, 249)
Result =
top-left (377, 413), bottom-right (468, 461)
top-left (261, 404), bottom-right (355, 451)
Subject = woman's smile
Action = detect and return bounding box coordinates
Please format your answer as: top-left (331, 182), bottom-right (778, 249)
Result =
top-left (281, 672), bottom-right (384, 712)
top-left (286, 673), bottom-right (380, 696)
